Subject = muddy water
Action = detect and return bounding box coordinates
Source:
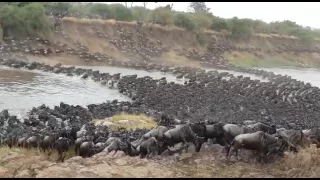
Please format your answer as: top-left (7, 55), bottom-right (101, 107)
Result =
top-left (260, 67), bottom-right (320, 87)
top-left (0, 65), bottom-right (183, 117)
top-left (0, 67), bottom-right (130, 117)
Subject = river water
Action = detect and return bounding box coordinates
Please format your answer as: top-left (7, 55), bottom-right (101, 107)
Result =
top-left (1, 65), bottom-right (320, 116)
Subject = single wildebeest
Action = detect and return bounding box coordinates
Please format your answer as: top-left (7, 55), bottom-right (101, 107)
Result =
top-left (132, 126), bottom-right (168, 147)
top-left (223, 124), bottom-right (255, 146)
top-left (138, 137), bottom-right (159, 158)
top-left (227, 131), bottom-right (283, 162)
top-left (276, 129), bottom-right (310, 152)
top-left (163, 124), bottom-right (205, 153)
top-left (104, 138), bottom-right (124, 153)
top-left (79, 141), bottom-right (95, 158)
top-left (17, 137), bottom-right (27, 148)
top-left (41, 135), bottom-right (57, 155)
top-left (55, 137), bottom-right (72, 162)
top-left (74, 136), bottom-right (93, 155)
top-left (205, 122), bottom-right (226, 145)
top-left (26, 136), bottom-right (40, 148)
top-left (302, 128), bottom-right (320, 147)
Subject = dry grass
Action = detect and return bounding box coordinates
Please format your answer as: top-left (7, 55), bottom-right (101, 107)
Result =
top-left (0, 145), bottom-right (320, 177)
top-left (92, 113), bottom-right (157, 130)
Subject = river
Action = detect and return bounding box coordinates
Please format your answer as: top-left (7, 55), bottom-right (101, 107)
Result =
top-left (1, 65), bottom-right (319, 117)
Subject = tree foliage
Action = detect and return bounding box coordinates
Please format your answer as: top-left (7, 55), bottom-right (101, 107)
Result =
top-left (0, 2), bottom-right (52, 37)
top-left (1, 2), bottom-right (320, 41)
top-left (188, 2), bottom-right (210, 13)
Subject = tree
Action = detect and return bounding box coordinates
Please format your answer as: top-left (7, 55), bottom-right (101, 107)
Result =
top-left (188, 2), bottom-right (210, 13)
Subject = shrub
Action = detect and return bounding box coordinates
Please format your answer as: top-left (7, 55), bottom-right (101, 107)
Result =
top-left (131, 6), bottom-right (151, 22)
top-left (108, 4), bottom-right (133, 21)
top-left (196, 32), bottom-right (207, 45)
top-left (229, 17), bottom-right (254, 40)
top-left (0, 2), bottom-right (52, 37)
top-left (191, 12), bottom-right (212, 29)
top-left (88, 4), bottom-right (111, 18)
top-left (151, 7), bottom-right (174, 26)
top-left (174, 13), bottom-right (196, 31)
top-left (210, 17), bottom-right (230, 32)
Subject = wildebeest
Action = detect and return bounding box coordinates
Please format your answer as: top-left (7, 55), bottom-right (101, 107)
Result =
top-left (74, 136), bottom-right (93, 155)
top-left (227, 131), bottom-right (283, 162)
top-left (55, 137), bottom-right (72, 162)
top-left (246, 122), bottom-right (277, 135)
top-left (205, 122), bottom-right (225, 145)
top-left (223, 124), bottom-right (255, 146)
top-left (79, 141), bottom-right (95, 158)
top-left (163, 124), bottom-right (205, 153)
top-left (41, 135), bottom-right (57, 155)
top-left (138, 137), bottom-right (159, 158)
top-left (17, 137), bottom-right (27, 148)
top-left (276, 129), bottom-right (310, 151)
top-left (26, 136), bottom-right (41, 148)
top-left (132, 126), bottom-right (168, 147)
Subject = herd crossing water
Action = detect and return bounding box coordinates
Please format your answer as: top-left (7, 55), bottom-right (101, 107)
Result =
top-left (2, 63), bottom-right (320, 118)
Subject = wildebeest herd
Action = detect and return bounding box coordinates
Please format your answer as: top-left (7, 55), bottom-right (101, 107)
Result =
top-left (0, 57), bottom-right (320, 164)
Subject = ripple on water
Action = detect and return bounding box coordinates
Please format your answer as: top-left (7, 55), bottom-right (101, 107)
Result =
top-left (0, 67), bottom-right (131, 117)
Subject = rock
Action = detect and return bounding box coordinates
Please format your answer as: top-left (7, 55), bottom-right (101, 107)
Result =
top-left (15, 169), bottom-right (32, 178)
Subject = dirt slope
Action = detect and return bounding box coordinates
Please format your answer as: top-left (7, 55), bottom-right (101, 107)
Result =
top-left (1, 145), bottom-right (320, 178)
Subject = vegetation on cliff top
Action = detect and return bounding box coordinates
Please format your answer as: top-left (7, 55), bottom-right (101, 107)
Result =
top-left (0, 2), bottom-right (320, 42)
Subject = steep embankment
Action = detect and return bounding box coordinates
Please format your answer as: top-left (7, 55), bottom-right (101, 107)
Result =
top-left (48, 17), bottom-right (320, 69)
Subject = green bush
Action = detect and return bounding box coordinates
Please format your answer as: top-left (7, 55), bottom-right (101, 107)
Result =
top-left (174, 13), bottom-right (196, 31)
top-left (131, 6), bottom-right (151, 22)
top-left (0, 2), bottom-right (52, 37)
top-left (196, 32), bottom-right (207, 45)
top-left (88, 4), bottom-right (111, 18)
top-left (230, 17), bottom-right (254, 40)
top-left (191, 12), bottom-right (212, 29)
top-left (151, 7), bottom-right (174, 26)
top-left (210, 17), bottom-right (230, 32)
top-left (107, 4), bottom-right (133, 21)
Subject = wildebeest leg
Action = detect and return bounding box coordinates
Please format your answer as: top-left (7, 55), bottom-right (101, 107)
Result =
top-left (61, 151), bottom-right (67, 162)
top-left (57, 151), bottom-right (62, 162)
top-left (235, 148), bottom-right (239, 160)
top-left (227, 146), bottom-right (237, 161)
top-left (181, 137), bottom-right (189, 153)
